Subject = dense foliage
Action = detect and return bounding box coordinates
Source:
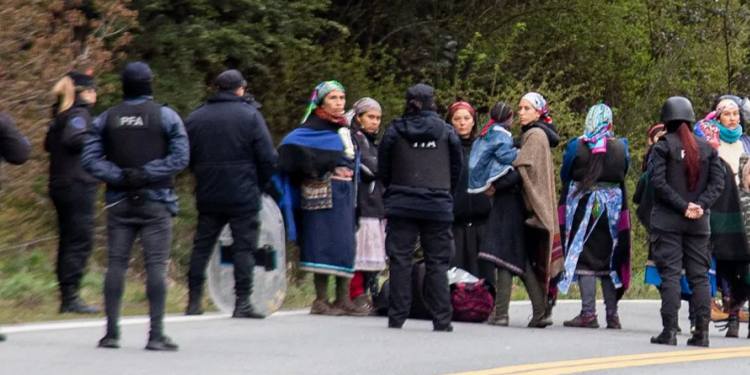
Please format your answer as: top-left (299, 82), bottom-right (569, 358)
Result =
top-left (2, 0), bottom-right (750, 309)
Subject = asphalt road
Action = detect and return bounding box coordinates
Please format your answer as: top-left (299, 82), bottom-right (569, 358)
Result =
top-left (2, 300), bottom-right (750, 375)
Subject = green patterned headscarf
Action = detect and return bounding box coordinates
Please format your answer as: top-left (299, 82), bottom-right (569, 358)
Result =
top-left (301, 80), bottom-right (346, 124)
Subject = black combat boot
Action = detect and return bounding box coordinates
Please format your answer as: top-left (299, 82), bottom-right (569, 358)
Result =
top-left (97, 330), bottom-right (120, 349)
top-left (185, 289), bottom-right (203, 316)
top-left (650, 314), bottom-right (678, 346)
top-left (60, 286), bottom-right (101, 314)
top-left (687, 320), bottom-right (710, 347)
top-left (726, 316), bottom-right (740, 338)
top-left (0, 332), bottom-right (6, 342)
top-left (232, 295), bottom-right (265, 319)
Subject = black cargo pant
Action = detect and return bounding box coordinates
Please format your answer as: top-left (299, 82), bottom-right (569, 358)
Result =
top-left (386, 216), bottom-right (453, 328)
top-left (104, 200), bottom-right (172, 339)
top-left (652, 229), bottom-right (712, 328)
top-left (50, 182), bottom-right (98, 292)
top-left (188, 211), bottom-right (260, 298)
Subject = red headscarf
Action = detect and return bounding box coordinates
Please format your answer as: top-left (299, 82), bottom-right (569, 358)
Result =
top-left (448, 101), bottom-right (475, 119)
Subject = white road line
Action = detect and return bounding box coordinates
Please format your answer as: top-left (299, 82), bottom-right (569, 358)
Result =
top-left (2, 300), bottom-right (660, 334)
top-left (2, 309), bottom-right (308, 334)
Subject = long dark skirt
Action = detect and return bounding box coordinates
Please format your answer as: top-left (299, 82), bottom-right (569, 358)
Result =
top-left (479, 190), bottom-right (527, 276)
top-left (299, 179), bottom-right (356, 278)
top-left (568, 203), bottom-right (613, 275)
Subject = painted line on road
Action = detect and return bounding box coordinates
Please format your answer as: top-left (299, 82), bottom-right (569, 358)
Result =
top-left (1, 300), bottom-right (658, 334)
top-left (2, 309), bottom-right (308, 334)
top-left (442, 346), bottom-right (750, 375)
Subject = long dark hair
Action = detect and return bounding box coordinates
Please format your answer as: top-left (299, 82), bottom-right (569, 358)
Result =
top-left (578, 151), bottom-right (607, 192)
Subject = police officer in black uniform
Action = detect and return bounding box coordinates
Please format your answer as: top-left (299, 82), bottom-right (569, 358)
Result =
top-left (45, 71), bottom-right (101, 315)
top-left (649, 96), bottom-right (724, 347)
top-left (82, 62), bottom-right (189, 351)
top-left (0, 110), bottom-right (31, 342)
top-left (184, 70), bottom-right (278, 318)
top-left (378, 83), bottom-right (463, 331)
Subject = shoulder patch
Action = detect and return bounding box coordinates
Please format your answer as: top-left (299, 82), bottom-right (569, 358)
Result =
top-left (70, 117), bottom-right (87, 129)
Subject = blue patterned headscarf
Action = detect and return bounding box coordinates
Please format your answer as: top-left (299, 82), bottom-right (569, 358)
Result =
top-left (581, 104), bottom-right (613, 154)
top-left (301, 80), bottom-right (346, 124)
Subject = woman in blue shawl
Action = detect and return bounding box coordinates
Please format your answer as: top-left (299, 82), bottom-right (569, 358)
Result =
top-left (278, 81), bottom-right (369, 317)
top-left (558, 104), bottom-right (631, 330)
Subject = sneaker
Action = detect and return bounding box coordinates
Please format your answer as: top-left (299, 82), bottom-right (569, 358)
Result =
top-left (528, 315), bottom-right (553, 328)
top-left (563, 314), bottom-right (600, 329)
top-left (310, 299), bottom-right (345, 316)
top-left (145, 335), bottom-right (179, 351)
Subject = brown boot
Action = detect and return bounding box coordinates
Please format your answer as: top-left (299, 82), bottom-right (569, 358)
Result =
top-left (333, 277), bottom-right (370, 317)
top-left (488, 312), bottom-right (509, 327)
top-left (310, 299), bottom-right (345, 316)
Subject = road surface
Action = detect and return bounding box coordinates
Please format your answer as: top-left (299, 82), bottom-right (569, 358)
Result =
top-left (2, 300), bottom-right (750, 374)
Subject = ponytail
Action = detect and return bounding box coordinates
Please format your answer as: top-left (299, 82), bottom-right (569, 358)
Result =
top-left (677, 122), bottom-right (701, 191)
top-left (52, 76), bottom-right (76, 115)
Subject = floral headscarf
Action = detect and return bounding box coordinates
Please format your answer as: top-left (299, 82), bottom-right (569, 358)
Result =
top-left (581, 104), bottom-right (613, 154)
top-left (522, 92), bottom-right (553, 124)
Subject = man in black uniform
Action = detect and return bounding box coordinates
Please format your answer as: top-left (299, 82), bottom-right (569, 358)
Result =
top-left (82, 62), bottom-right (189, 351)
top-left (184, 70), bottom-right (277, 318)
top-left (0, 110), bottom-right (31, 342)
top-left (378, 83), bottom-right (463, 331)
top-left (649, 96), bottom-right (724, 347)
top-left (45, 71), bottom-right (101, 315)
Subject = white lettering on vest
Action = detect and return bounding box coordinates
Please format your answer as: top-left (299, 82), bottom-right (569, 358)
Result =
top-left (411, 141), bottom-right (437, 148)
top-left (119, 116), bottom-right (145, 127)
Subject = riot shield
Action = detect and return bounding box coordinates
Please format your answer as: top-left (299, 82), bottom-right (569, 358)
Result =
top-left (207, 195), bottom-right (287, 316)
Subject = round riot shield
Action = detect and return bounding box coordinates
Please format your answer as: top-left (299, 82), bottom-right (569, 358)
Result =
top-left (207, 195), bottom-right (287, 316)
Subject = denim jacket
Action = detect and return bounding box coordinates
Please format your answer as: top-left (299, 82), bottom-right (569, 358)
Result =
top-left (467, 125), bottom-right (518, 193)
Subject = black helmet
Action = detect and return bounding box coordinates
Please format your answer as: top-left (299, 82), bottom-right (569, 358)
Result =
top-left (660, 96), bottom-right (696, 124)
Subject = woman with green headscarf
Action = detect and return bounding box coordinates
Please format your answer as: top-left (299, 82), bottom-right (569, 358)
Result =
top-left (278, 80), bottom-right (369, 317)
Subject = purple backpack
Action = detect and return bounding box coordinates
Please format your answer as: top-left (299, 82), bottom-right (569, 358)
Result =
top-left (451, 279), bottom-right (494, 323)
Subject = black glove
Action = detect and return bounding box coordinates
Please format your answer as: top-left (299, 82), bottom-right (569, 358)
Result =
top-left (122, 168), bottom-right (150, 189)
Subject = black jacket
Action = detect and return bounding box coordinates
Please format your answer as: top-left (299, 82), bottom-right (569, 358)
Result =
top-left (453, 137), bottom-right (491, 224)
top-left (0, 111), bottom-right (30, 187)
top-left (649, 133), bottom-right (724, 234)
top-left (352, 129), bottom-right (384, 219)
top-left (44, 102), bottom-right (99, 188)
top-left (186, 91), bottom-right (278, 214)
top-left (378, 110), bottom-right (463, 222)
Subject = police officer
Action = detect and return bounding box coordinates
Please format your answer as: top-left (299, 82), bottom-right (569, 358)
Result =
top-left (378, 83), bottom-right (463, 331)
top-left (45, 71), bottom-right (101, 315)
top-left (184, 70), bottom-right (277, 318)
top-left (649, 97), bottom-right (724, 347)
top-left (0, 110), bottom-right (31, 342)
top-left (82, 62), bottom-right (189, 351)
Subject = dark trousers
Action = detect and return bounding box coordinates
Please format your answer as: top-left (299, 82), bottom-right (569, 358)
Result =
top-left (579, 275), bottom-right (617, 315)
top-left (386, 217), bottom-right (453, 328)
top-left (50, 182), bottom-right (97, 291)
top-left (104, 200), bottom-right (172, 338)
top-left (188, 210), bottom-right (259, 298)
top-left (652, 229), bottom-right (711, 327)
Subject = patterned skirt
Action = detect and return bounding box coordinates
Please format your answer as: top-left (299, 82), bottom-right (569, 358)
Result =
top-left (354, 218), bottom-right (387, 271)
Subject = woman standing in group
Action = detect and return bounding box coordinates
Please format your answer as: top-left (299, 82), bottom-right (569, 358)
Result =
top-left (693, 97), bottom-right (750, 338)
top-left (347, 98), bottom-right (387, 308)
top-left (278, 80), bottom-right (369, 317)
top-left (557, 104), bottom-right (631, 330)
top-left (448, 101), bottom-right (493, 283)
top-left (45, 71), bottom-right (101, 315)
top-left (649, 96), bottom-right (724, 347)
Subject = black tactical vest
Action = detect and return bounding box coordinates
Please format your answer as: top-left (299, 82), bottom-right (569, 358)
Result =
top-left (103, 100), bottom-right (173, 190)
top-left (391, 135), bottom-right (451, 190)
top-left (663, 133), bottom-right (710, 202)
